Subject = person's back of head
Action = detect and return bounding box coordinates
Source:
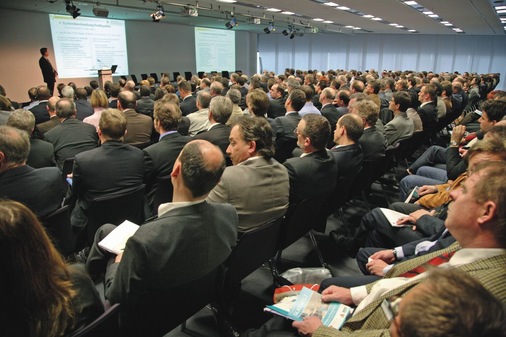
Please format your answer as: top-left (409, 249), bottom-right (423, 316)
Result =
top-left (154, 100), bottom-right (182, 132)
top-left (354, 100), bottom-right (379, 126)
top-left (0, 125), bottom-right (30, 166)
top-left (99, 108), bottom-right (127, 140)
top-left (300, 85), bottom-right (314, 102)
top-left (178, 80), bottom-right (192, 94)
top-left (300, 114), bottom-right (330, 151)
top-left (0, 200), bottom-right (76, 337)
top-left (338, 113), bottom-right (364, 143)
top-left (287, 89), bottom-right (306, 112)
top-left (90, 89), bottom-right (108, 109)
top-left (321, 87), bottom-right (336, 103)
top-left (89, 80), bottom-right (99, 90)
top-left (0, 95), bottom-right (12, 111)
top-left (482, 99), bottom-right (506, 122)
top-left (234, 116), bottom-right (274, 160)
top-left (226, 88), bottom-right (241, 105)
top-left (118, 91), bottom-right (137, 110)
top-left (209, 96), bottom-right (233, 124)
top-left (47, 96), bottom-right (59, 115)
top-left (246, 89), bottom-right (269, 117)
top-left (124, 80), bottom-right (135, 91)
top-left (392, 91), bottom-right (411, 113)
top-left (197, 90), bottom-right (212, 110)
top-left (37, 86), bottom-right (51, 101)
top-left (40, 47), bottom-right (47, 56)
top-left (28, 87), bottom-right (38, 101)
top-left (210, 81), bottom-right (224, 96)
top-left (178, 140), bottom-right (226, 198)
top-left (6, 109), bottom-right (35, 135)
top-left (61, 86), bottom-right (74, 100)
top-left (395, 268), bottom-right (506, 337)
top-left (139, 85), bottom-right (151, 98)
top-left (55, 98), bottom-right (76, 119)
top-left (75, 87), bottom-right (87, 100)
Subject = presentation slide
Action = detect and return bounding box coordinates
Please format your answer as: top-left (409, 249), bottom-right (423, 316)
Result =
top-left (195, 27), bottom-right (235, 73)
top-left (49, 14), bottom-right (128, 78)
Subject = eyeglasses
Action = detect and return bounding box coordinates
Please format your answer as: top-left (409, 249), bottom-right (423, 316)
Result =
top-left (386, 296), bottom-right (402, 318)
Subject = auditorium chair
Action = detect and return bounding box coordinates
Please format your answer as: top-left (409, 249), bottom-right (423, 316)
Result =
top-left (129, 74), bottom-right (139, 85)
top-left (40, 205), bottom-right (75, 255)
top-left (140, 73), bottom-right (148, 81)
top-left (149, 72), bottom-right (159, 83)
top-left (65, 303), bottom-right (121, 337)
top-left (184, 71), bottom-right (192, 81)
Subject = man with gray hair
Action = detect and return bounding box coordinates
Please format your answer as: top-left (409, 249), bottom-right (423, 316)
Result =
top-left (207, 117), bottom-right (289, 231)
top-left (352, 99), bottom-right (386, 161)
top-left (187, 90), bottom-right (211, 136)
top-left (44, 98), bottom-right (98, 169)
top-left (61, 85), bottom-right (75, 99)
top-left (29, 86), bottom-right (51, 124)
top-left (226, 88), bottom-right (244, 125)
top-left (0, 125), bottom-right (66, 217)
top-left (194, 96), bottom-right (233, 157)
top-left (34, 96), bottom-right (60, 138)
top-left (7, 109), bottom-right (54, 168)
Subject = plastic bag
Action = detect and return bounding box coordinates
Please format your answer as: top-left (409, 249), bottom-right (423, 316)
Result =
top-left (280, 267), bottom-right (332, 284)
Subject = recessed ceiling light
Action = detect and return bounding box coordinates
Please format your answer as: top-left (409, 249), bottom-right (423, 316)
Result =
top-left (408, 29), bottom-right (416, 32)
top-left (337, 6), bottom-right (350, 10)
top-left (371, 17), bottom-right (382, 21)
top-left (389, 23), bottom-right (397, 26)
top-left (313, 18), bottom-right (324, 21)
top-left (428, 14), bottom-right (438, 18)
top-left (423, 11), bottom-right (433, 15)
top-left (345, 25), bottom-right (353, 28)
top-left (404, 1), bottom-right (418, 5)
top-left (266, 8), bottom-right (281, 12)
top-left (216, 0), bottom-right (237, 3)
top-left (362, 14), bottom-right (374, 18)
top-left (497, 9), bottom-right (506, 13)
top-left (323, 20), bottom-right (334, 23)
top-left (353, 27), bottom-right (361, 30)
top-left (495, 5), bottom-right (506, 10)
top-left (281, 11), bottom-right (294, 15)
top-left (443, 23), bottom-right (453, 26)
top-left (323, 2), bottom-right (339, 6)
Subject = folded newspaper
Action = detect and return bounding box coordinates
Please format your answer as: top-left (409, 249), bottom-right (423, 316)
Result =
top-left (98, 220), bottom-right (139, 254)
top-left (264, 287), bottom-right (353, 330)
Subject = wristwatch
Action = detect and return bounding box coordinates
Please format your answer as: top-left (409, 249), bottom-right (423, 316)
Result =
top-left (450, 140), bottom-right (459, 147)
top-left (392, 249), bottom-right (398, 261)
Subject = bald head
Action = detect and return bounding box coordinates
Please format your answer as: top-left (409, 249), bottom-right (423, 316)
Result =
top-left (118, 91), bottom-right (137, 110)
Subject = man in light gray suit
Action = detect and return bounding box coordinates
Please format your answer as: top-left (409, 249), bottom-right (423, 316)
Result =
top-left (384, 91), bottom-right (414, 147)
top-left (207, 116), bottom-right (289, 232)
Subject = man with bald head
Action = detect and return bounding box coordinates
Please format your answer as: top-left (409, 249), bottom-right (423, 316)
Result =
top-left (86, 140), bottom-right (237, 334)
top-left (117, 91), bottom-right (152, 146)
top-left (35, 96), bottom-right (60, 138)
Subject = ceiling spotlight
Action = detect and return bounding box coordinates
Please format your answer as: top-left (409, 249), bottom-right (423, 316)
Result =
top-left (64, 0), bottom-right (81, 19)
top-left (225, 16), bottom-right (237, 29)
top-left (264, 21), bottom-right (275, 34)
top-left (150, 5), bottom-right (165, 22)
top-left (282, 25), bottom-right (293, 36)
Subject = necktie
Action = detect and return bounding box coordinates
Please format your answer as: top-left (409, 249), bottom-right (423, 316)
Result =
top-left (400, 251), bottom-right (455, 278)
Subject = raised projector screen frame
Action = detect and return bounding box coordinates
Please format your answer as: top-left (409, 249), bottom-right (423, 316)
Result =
top-left (194, 27), bottom-right (235, 74)
top-left (49, 14), bottom-right (129, 78)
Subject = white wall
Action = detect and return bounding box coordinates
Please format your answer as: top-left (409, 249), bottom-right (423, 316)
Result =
top-left (259, 33), bottom-right (506, 90)
top-left (0, 8), bottom-right (256, 102)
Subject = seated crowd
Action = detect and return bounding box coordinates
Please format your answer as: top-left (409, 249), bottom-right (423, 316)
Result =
top-left (0, 68), bottom-right (505, 337)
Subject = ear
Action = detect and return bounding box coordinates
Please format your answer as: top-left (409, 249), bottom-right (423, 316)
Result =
top-left (478, 201), bottom-right (497, 225)
top-left (171, 161), bottom-right (181, 178)
top-left (97, 128), bottom-right (103, 137)
top-left (247, 140), bottom-right (257, 155)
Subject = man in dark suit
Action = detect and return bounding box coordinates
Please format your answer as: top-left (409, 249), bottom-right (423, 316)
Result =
top-left (29, 86), bottom-right (51, 125)
top-left (284, 114), bottom-right (337, 205)
top-left (136, 85), bottom-right (155, 117)
top-left (178, 80), bottom-right (198, 116)
top-left (108, 83), bottom-right (121, 108)
top-left (86, 140), bottom-right (238, 328)
top-left (417, 83), bottom-right (438, 135)
top-left (0, 125), bottom-right (66, 217)
top-left (320, 87), bottom-right (345, 148)
top-left (38, 47), bottom-right (57, 95)
top-left (329, 113), bottom-right (364, 177)
top-left (267, 83), bottom-right (286, 118)
top-left (194, 96), bottom-right (233, 158)
top-left (272, 89), bottom-right (305, 163)
top-left (74, 87), bottom-right (94, 121)
top-left (44, 98), bottom-right (98, 169)
top-left (7, 109), bottom-right (54, 168)
top-left (352, 99), bottom-right (386, 161)
top-left (35, 96), bottom-right (60, 138)
top-left (143, 100), bottom-right (191, 210)
top-left (70, 109), bottom-right (145, 231)
top-left (118, 91), bottom-right (152, 146)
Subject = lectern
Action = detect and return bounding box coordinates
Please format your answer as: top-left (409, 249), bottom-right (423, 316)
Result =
top-left (98, 69), bottom-right (113, 90)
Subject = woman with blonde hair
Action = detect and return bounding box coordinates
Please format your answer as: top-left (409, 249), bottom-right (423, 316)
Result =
top-left (0, 200), bottom-right (103, 337)
top-left (83, 89), bottom-right (108, 130)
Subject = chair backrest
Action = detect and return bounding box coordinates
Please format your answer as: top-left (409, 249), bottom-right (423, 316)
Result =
top-left (197, 71), bottom-right (205, 79)
top-left (121, 266), bottom-right (222, 337)
top-left (62, 157), bottom-right (75, 184)
top-left (40, 205), bottom-right (75, 255)
top-left (278, 198), bottom-right (323, 251)
top-left (140, 73), bottom-right (148, 81)
top-left (349, 156), bottom-right (386, 198)
top-left (149, 72), bottom-right (159, 83)
top-left (130, 74), bottom-right (138, 85)
top-left (274, 137), bottom-right (297, 164)
top-left (85, 185), bottom-right (146, 245)
top-left (120, 76), bottom-right (127, 81)
top-left (173, 72), bottom-right (181, 81)
top-left (184, 71), bottom-right (192, 81)
top-left (397, 132), bottom-right (427, 162)
top-left (65, 303), bottom-right (120, 337)
top-left (221, 70), bottom-right (230, 79)
top-left (152, 175), bottom-right (173, 216)
top-left (225, 217), bottom-right (284, 287)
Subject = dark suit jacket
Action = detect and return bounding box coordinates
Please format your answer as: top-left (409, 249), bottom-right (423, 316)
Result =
top-left (108, 99), bottom-right (118, 108)
top-left (39, 56), bottom-right (56, 83)
top-left (44, 118), bottom-right (99, 169)
top-left (358, 126), bottom-right (386, 161)
top-left (267, 97), bottom-right (286, 118)
top-left (417, 101), bottom-right (438, 134)
top-left (30, 101), bottom-right (50, 124)
top-left (35, 115), bottom-right (60, 138)
top-left (321, 103), bottom-right (346, 147)
top-left (143, 132), bottom-right (191, 206)
top-left (179, 95), bottom-right (198, 116)
top-left (75, 99), bottom-right (94, 121)
top-left (104, 202), bottom-right (238, 308)
top-left (27, 138), bottom-right (54, 168)
top-left (273, 112), bottom-right (301, 163)
top-left (193, 123), bottom-right (231, 156)
top-left (0, 165), bottom-right (66, 217)
top-left (122, 109), bottom-right (153, 146)
top-left (71, 141), bottom-right (145, 228)
top-left (283, 150), bottom-right (338, 205)
top-left (330, 143), bottom-right (363, 177)
top-left (136, 97), bottom-right (155, 117)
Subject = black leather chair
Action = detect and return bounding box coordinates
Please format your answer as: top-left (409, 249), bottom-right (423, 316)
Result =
top-left (40, 205), bottom-right (75, 255)
top-left (84, 185), bottom-right (146, 246)
top-left (173, 72), bottom-right (181, 82)
top-left (62, 157), bottom-right (74, 184)
top-left (221, 71), bottom-right (230, 79)
top-left (65, 303), bottom-right (121, 337)
top-left (184, 71), bottom-right (192, 81)
top-left (140, 73), bottom-right (148, 81)
top-left (149, 72), bottom-right (159, 83)
top-left (152, 175), bottom-right (173, 216)
top-left (197, 71), bottom-right (205, 78)
top-left (349, 155), bottom-right (387, 211)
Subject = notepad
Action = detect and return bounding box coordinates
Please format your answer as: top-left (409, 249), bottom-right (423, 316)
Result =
top-left (379, 208), bottom-right (413, 227)
top-left (98, 220), bottom-right (139, 254)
